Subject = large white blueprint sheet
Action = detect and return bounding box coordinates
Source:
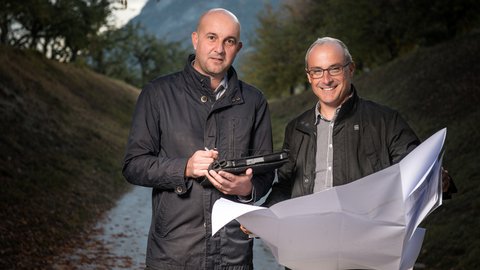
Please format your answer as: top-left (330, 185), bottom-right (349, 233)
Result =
top-left (212, 129), bottom-right (446, 270)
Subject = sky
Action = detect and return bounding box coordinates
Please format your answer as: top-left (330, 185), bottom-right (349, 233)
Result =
top-left (110, 0), bottom-right (149, 28)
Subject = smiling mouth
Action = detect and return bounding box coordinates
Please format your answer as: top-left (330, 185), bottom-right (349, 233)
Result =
top-left (322, 87), bottom-right (335, 91)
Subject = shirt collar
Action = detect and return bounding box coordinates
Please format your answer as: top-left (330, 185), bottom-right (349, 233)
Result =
top-left (314, 92), bottom-right (353, 125)
top-left (191, 59), bottom-right (228, 99)
top-left (215, 75), bottom-right (228, 92)
top-left (214, 75), bottom-right (228, 100)
top-left (314, 102), bottom-right (340, 124)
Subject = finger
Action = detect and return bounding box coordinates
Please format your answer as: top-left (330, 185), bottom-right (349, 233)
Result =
top-left (203, 149), bottom-right (218, 158)
top-left (219, 168), bottom-right (252, 178)
top-left (216, 182), bottom-right (225, 193)
top-left (210, 150), bottom-right (219, 159)
top-left (205, 169), bottom-right (218, 181)
top-left (240, 225), bottom-right (252, 235)
top-left (206, 169), bottom-right (224, 189)
top-left (218, 171), bottom-right (235, 182)
top-left (212, 172), bottom-right (229, 193)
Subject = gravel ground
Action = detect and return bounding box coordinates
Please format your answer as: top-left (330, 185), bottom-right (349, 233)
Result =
top-left (52, 186), bottom-right (284, 270)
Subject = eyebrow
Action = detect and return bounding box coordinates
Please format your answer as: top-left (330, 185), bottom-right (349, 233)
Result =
top-left (309, 63), bottom-right (343, 69)
top-left (205, 32), bottom-right (238, 41)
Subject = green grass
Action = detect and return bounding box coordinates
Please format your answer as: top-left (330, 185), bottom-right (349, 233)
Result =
top-left (269, 32), bottom-right (480, 269)
top-left (0, 46), bottom-right (139, 268)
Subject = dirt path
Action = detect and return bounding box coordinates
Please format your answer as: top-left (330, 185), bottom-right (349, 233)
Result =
top-left (52, 186), bottom-right (283, 270)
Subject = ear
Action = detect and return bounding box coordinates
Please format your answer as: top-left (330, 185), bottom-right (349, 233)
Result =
top-left (307, 74), bottom-right (313, 84)
top-left (305, 69), bottom-right (313, 84)
top-left (191, 32), bottom-right (198, 50)
top-left (236, 41), bottom-right (243, 53)
top-left (349, 61), bottom-right (356, 75)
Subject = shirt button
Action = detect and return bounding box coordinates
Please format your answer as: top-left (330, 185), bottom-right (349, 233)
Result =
top-left (201, 96), bottom-right (208, 103)
top-left (328, 166), bottom-right (332, 171)
top-left (304, 178), bottom-right (309, 183)
top-left (329, 144), bottom-right (333, 148)
top-left (175, 186), bottom-right (184, 193)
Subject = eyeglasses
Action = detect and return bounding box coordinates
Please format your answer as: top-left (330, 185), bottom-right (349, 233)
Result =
top-left (306, 62), bottom-right (351, 79)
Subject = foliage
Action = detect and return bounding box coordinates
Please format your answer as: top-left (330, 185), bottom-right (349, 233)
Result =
top-left (241, 1), bottom-right (316, 100)
top-left (243, 0), bottom-right (480, 98)
top-left (0, 0), bottom-right (111, 62)
top-left (0, 0), bottom-right (187, 87)
top-left (85, 23), bottom-right (189, 88)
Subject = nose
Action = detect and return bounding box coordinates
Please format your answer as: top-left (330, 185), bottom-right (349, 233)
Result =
top-left (214, 41), bottom-right (225, 54)
top-left (321, 72), bottom-right (333, 84)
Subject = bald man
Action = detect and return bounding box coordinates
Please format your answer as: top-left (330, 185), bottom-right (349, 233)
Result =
top-left (123, 8), bottom-right (274, 270)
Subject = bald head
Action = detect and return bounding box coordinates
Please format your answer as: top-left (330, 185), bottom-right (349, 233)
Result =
top-left (196, 8), bottom-right (241, 37)
top-left (305, 37), bottom-right (352, 69)
top-left (191, 8), bottom-right (243, 88)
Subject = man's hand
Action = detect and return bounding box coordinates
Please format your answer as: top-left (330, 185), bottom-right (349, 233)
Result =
top-left (206, 168), bottom-right (253, 196)
top-left (441, 167), bottom-right (457, 199)
top-left (441, 168), bottom-right (451, 192)
top-left (240, 224), bottom-right (252, 235)
top-left (185, 149), bottom-right (218, 178)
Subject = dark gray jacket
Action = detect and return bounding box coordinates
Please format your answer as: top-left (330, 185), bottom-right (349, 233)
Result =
top-left (122, 55), bottom-right (274, 270)
top-left (265, 86), bottom-right (420, 206)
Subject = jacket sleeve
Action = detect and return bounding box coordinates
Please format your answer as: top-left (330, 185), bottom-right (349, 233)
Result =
top-left (122, 84), bottom-right (189, 194)
top-left (248, 95), bottom-right (276, 202)
top-left (262, 120), bottom-right (296, 207)
top-left (388, 111), bottom-right (421, 164)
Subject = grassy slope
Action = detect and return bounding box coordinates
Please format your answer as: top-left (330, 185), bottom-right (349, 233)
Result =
top-left (0, 47), bottom-right (139, 268)
top-left (270, 32), bottom-right (480, 269)
top-left (0, 31), bottom-right (478, 269)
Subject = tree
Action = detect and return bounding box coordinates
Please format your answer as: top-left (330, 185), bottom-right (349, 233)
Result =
top-left (242, 2), bottom-right (314, 98)
top-left (4, 0), bottom-right (54, 49)
top-left (243, 0), bottom-right (480, 98)
top-left (49, 0), bottom-right (111, 62)
top-left (0, 0), bottom-right (112, 62)
top-left (85, 23), bottom-right (188, 88)
top-left (0, 1), bottom-right (22, 45)
top-left (410, 0), bottom-right (480, 46)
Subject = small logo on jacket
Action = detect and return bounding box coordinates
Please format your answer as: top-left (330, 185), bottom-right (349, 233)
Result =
top-left (354, 124), bottom-right (359, 131)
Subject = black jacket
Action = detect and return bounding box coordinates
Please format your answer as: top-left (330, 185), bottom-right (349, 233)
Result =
top-left (265, 86), bottom-right (420, 206)
top-left (122, 55), bottom-right (274, 270)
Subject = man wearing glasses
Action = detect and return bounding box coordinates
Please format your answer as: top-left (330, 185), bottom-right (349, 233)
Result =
top-left (263, 37), bottom-right (455, 210)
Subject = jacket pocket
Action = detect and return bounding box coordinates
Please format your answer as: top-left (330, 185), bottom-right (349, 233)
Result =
top-left (153, 187), bottom-right (204, 239)
top-left (154, 191), bottom-right (170, 238)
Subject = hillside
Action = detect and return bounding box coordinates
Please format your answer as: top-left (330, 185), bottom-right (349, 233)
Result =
top-left (130, 0), bottom-right (281, 57)
top-left (269, 32), bottom-right (480, 269)
top-left (131, 0), bottom-right (280, 44)
top-left (0, 46), bottom-right (139, 268)
top-left (0, 31), bottom-right (478, 269)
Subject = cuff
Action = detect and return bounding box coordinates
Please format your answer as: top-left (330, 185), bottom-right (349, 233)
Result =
top-left (237, 185), bottom-right (255, 203)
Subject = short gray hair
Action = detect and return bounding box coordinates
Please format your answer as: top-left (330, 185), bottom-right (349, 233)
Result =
top-left (304, 37), bottom-right (353, 68)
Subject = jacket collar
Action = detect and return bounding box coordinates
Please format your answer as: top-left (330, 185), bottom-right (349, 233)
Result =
top-left (184, 54), bottom-right (213, 94)
top-left (184, 54), bottom-right (244, 107)
top-left (336, 84), bottom-right (358, 123)
top-left (295, 107), bottom-right (317, 135)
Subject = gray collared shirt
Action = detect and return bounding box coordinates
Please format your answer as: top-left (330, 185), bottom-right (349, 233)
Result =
top-left (313, 102), bottom-right (339, 193)
top-left (214, 75), bottom-right (228, 100)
